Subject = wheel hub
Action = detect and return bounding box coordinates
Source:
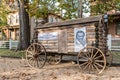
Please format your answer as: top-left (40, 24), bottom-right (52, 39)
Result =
top-left (88, 58), bottom-right (94, 64)
top-left (33, 53), bottom-right (39, 58)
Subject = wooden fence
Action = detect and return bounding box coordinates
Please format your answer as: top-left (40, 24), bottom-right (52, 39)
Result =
top-left (0, 40), bottom-right (18, 49)
top-left (9, 39), bottom-right (18, 49)
top-left (0, 41), bottom-right (9, 49)
top-left (108, 34), bottom-right (120, 51)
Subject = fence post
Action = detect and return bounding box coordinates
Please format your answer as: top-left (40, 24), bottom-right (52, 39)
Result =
top-left (9, 39), bottom-right (12, 49)
top-left (107, 34), bottom-right (112, 50)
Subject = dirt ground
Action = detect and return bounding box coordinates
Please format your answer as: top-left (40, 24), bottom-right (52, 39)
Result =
top-left (0, 57), bottom-right (120, 80)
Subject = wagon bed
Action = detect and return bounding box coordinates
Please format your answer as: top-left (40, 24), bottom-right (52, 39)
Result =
top-left (37, 16), bottom-right (101, 53)
top-left (26, 15), bottom-right (112, 74)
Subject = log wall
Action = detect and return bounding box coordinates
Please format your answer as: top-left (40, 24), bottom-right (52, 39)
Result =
top-left (38, 23), bottom-right (96, 53)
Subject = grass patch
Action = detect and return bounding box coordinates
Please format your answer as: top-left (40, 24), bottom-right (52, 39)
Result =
top-left (0, 48), bottom-right (119, 63)
top-left (0, 49), bottom-right (25, 58)
top-left (111, 51), bottom-right (120, 63)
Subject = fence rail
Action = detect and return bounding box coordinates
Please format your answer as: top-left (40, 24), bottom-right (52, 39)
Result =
top-left (0, 41), bottom-right (9, 49)
top-left (0, 40), bottom-right (18, 49)
top-left (108, 35), bottom-right (120, 51)
top-left (9, 40), bottom-right (18, 49)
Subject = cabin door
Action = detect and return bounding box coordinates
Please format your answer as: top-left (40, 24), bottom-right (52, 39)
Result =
top-left (58, 29), bottom-right (67, 53)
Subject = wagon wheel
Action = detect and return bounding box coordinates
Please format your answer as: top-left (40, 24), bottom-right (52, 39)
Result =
top-left (26, 43), bottom-right (47, 69)
top-left (77, 46), bottom-right (106, 74)
top-left (106, 50), bottom-right (113, 67)
top-left (47, 54), bottom-right (62, 65)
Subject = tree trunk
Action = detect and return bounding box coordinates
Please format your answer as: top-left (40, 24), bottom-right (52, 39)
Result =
top-left (17, 0), bottom-right (30, 50)
top-left (78, 0), bottom-right (82, 18)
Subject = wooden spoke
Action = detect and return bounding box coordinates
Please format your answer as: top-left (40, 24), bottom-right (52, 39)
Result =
top-left (33, 44), bottom-right (36, 53)
top-left (88, 64), bottom-right (91, 73)
top-left (37, 56), bottom-right (44, 67)
top-left (82, 63), bottom-right (89, 71)
top-left (79, 61), bottom-right (88, 68)
top-left (77, 46), bottom-right (106, 74)
top-left (90, 48), bottom-right (94, 58)
top-left (93, 50), bottom-right (99, 58)
top-left (95, 60), bottom-right (104, 63)
top-left (36, 59), bottom-right (39, 68)
top-left (87, 48), bottom-right (92, 58)
top-left (80, 55), bottom-right (88, 60)
top-left (26, 43), bottom-right (47, 69)
top-left (86, 49), bottom-right (90, 58)
top-left (91, 64), bottom-right (95, 73)
top-left (29, 47), bottom-right (33, 51)
top-left (26, 51), bottom-right (33, 55)
top-left (95, 62), bottom-right (104, 68)
top-left (93, 64), bottom-right (100, 72)
top-left (33, 59), bottom-right (37, 67)
top-left (28, 57), bottom-right (34, 65)
top-left (78, 58), bottom-right (88, 62)
top-left (94, 55), bottom-right (103, 60)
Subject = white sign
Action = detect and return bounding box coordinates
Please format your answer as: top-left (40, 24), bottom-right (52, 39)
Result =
top-left (38, 32), bottom-right (58, 40)
top-left (74, 27), bottom-right (87, 52)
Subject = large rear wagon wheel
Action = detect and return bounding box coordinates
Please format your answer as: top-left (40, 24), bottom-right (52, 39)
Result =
top-left (77, 46), bottom-right (106, 74)
top-left (26, 43), bottom-right (47, 69)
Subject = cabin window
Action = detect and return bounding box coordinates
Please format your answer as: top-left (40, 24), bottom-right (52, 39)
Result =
top-left (49, 17), bottom-right (53, 22)
top-left (116, 23), bottom-right (120, 35)
top-left (48, 15), bottom-right (59, 23)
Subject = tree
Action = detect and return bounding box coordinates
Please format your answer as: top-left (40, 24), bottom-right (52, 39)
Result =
top-left (17, 0), bottom-right (30, 50)
top-left (90, 0), bottom-right (120, 15)
top-left (78, 0), bottom-right (83, 18)
top-left (0, 0), bottom-right (11, 40)
top-left (0, 0), bottom-right (9, 27)
top-left (27, 0), bottom-right (79, 20)
top-left (0, 0), bottom-right (30, 50)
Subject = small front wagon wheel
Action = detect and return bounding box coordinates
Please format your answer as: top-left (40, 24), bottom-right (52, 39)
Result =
top-left (77, 46), bottom-right (106, 74)
top-left (26, 43), bottom-right (47, 69)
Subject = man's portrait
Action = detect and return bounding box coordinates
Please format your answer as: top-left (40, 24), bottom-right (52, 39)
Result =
top-left (76, 30), bottom-right (86, 46)
top-left (74, 27), bottom-right (86, 52)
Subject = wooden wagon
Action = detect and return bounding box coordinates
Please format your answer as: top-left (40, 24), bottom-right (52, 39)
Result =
top-left (26, 15), bottom-right (112, 74)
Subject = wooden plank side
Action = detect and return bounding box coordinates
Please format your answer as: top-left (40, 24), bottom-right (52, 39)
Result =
top-left (37, 23), bottom-right (96, 53)
top-left (38, 29), bottom-right (59, 52)
top-left (86, 25), bottom-right (95, 46)
top-left (58, 29), bottom-right (68, 53)
top-left (67, 28), bottom-right (74, 53)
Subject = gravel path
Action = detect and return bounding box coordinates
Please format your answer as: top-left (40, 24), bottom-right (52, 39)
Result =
top-left (0, 58), bottom-right (120, 80)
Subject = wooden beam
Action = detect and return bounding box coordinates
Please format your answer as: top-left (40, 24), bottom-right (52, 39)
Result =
top-left (36, 15), bottom-right (102, 29)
